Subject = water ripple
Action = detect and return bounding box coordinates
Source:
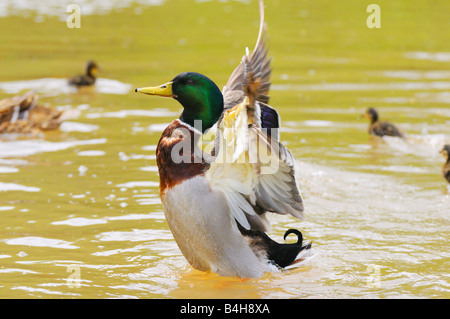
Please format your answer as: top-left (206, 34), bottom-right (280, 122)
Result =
top-left (4, 236), bottom-right (79, 249)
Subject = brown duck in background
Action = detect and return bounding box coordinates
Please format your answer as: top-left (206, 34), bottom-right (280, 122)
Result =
top-left (68, 61), bottom-right (100, 87)
top-left (364, 107), bottom-right (405, 138)
top-left (441, 145), bottom-right (450, 184)
top-left (0, 91), bottom-right (72, 134)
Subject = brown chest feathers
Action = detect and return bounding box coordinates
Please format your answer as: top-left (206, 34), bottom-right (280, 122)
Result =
top-left (156, 120), bottom-right (210, 197)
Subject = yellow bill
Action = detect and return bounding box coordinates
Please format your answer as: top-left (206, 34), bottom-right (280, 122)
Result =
top-left (135, 82), bottom-right (174, 97)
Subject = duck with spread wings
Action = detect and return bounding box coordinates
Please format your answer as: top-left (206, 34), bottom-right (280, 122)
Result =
top-left (135, 0), bottom-right (309, 278)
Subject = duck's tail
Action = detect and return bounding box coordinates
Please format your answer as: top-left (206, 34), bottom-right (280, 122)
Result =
top-left (280, 229), bottom-right (313, 269)
top-left (240, 226), bottom-right (312, 270)
top-left (270, 229), bottom-right (312, 269)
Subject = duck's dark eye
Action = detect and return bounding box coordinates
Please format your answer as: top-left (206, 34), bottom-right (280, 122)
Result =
top-left (186, 79), bottom-right (194, 85)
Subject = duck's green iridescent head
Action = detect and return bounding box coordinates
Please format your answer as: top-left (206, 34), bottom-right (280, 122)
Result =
top-left (136, 72), bottom-right (224, 133)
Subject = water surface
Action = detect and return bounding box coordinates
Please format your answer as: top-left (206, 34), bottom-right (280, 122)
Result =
top-left (0, 0), bottom-right (449, 298)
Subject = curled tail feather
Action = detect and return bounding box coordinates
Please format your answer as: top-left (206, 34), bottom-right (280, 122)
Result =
top-left (283, 229), bottom-right (303, 245)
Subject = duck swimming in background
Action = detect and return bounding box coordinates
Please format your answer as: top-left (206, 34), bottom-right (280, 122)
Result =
top-left (0, 91), bottom-right (72, 134)
top-left (364, 107), bottom-right (405, 138)
top-left (135, 0), bottom-right (310, 278)
top-left (68, 60), bottom-right (99, 87)
top-left (441, 145), bottom-right (450, 184)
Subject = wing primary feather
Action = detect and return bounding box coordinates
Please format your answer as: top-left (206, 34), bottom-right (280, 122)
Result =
top-left (226, 192), bottom-right (251, 230)
top-left (207, 0), bottom-right (305, 232)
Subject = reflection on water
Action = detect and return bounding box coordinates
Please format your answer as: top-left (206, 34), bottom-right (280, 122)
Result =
top-left (60, 122), bottom-right (99, 133)
top-left (0, 0), bottom-right (449, 299)
top-left (404, 52), bottom-right (450, 63)
top-left (0, 138), bottom-right (107, 158)
top-left (0, 182), bottom-right (40, 192)
top-left (85, 109), bottom-right (177, 119)
top-left (4, 237), bottom-right (79, 249)
top-left (0, 0), bottom-right (166, 19)
top-left (0, 78), bottom-right (132, 95)
top-left (273, 81), bottom-right (450, 92)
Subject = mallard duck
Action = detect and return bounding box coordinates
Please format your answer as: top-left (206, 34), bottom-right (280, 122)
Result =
top-left (441, 145), bottom-right (450, 183)
top-left (68, 60), bottom-right (99, 87)
top-left (0, 91), bottom-right (70, 134)
top-left (135, 0), bottom-right (309, 278)
top-left (364, 107), bottom-right (404, 138)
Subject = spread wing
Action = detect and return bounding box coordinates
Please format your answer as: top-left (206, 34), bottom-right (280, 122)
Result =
top-left (211, 0), bottom-right (278, 157)
top-left (222, 0), bottom-right (272, 108)
top-left (206, 67), bottom-right (304, 232)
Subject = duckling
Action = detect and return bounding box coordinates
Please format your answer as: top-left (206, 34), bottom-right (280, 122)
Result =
top-left (364, 107), bottom-right (404, 138)
top-left (441, 144), bottom-right (450, 184)
top-left (0, 91), bottom-right (69, 134)
top-left (68, 61), bottom-right (99, 87)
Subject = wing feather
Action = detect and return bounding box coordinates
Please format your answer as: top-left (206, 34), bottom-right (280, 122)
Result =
top-left (225, 192), bottom-right (252, 230)
top-left (206, 0), bottom-right (304, 231)
top-left (222, 0), bottom-right (271, 110)
top-left (206, 94), bottom-right (304, 231)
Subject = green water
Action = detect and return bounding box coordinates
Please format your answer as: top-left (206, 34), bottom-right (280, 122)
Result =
top-left (0, 0), bottom-right (449, 298)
